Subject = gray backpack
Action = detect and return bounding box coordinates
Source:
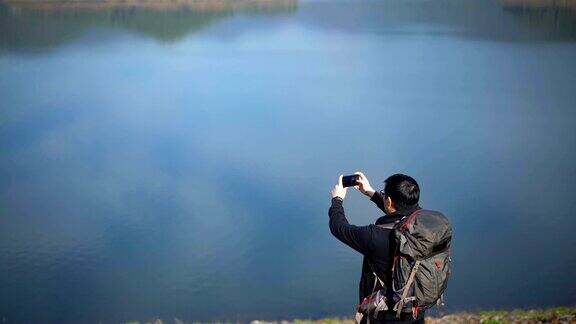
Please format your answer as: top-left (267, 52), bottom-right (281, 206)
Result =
top-left (388, 209), bottom-right (452, 318)
top-left (358, 209), bottom-right (452, 321)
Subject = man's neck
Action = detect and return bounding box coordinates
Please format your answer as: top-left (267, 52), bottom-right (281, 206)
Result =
top-left (375, 205), bottom-right (421, 225)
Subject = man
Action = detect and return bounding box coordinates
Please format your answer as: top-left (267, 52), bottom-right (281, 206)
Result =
top-left (329, 172), bottom-right (425, 323)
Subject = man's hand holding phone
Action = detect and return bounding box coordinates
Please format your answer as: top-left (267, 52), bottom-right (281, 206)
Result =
top-left (331, 172), bottom-right (376, 200)
top-left (354, 171), bottom-right (376, 198)
top-left (331, 175), bottom-right (348, 200)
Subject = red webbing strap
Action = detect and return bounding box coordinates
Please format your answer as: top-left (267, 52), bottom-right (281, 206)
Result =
top-left (399, 208), bottom-right (423, 230)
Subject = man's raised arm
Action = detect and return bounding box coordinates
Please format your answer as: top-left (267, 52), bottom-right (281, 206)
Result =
top-left (328, 175), bottom-right (374, 255)
top-left (354, 171), bottom-right (386, 213)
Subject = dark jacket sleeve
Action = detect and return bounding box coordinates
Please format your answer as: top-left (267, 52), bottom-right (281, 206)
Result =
top-left (370, 191), bottom-right (386, 213)
top-left (328, 197), bottom-right (374, 256)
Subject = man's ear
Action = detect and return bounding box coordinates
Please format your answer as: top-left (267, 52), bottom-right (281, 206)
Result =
top-left (386, 196), bottom-right (396, 212)
top-left (386, 197), bottom-right (396, 209)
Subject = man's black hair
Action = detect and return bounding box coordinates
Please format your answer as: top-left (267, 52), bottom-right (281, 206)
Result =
top-left (383, 174), bottom-right (420, 210)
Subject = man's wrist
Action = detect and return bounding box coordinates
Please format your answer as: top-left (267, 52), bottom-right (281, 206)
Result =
top-left (332, 196), bottom-right (344, 202)
top-left (364, 190), bottom-right (375, 198)
top-left (370, 190), bottom-right (382, 203)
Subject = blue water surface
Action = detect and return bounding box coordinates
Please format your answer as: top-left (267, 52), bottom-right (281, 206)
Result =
top-left (1, 0), bottom-right (575, 322)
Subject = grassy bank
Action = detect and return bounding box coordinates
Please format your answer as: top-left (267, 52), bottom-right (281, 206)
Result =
top-left (252, 306), bottom-right (576, 324)
top-left (125, 306), bottom-right (576, 324)
top-left (425, 306), bottom-right (576, 323)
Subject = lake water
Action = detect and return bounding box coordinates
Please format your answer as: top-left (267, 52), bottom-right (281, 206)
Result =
top-left (1, 0), bottom-right (575, 322)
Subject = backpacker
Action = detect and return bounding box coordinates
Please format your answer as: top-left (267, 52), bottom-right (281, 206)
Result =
top-left (356, 209), bottom-right (452, 322)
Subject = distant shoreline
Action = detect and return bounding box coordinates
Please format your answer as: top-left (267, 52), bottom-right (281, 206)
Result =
top-left (501, 0), bottom-right (576, 9)
top-left (2, 0), bottom-right (576, 12)
top-left (0, 0), bottom-right (298, 12)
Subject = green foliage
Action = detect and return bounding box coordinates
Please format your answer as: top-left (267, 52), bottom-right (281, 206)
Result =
top-left (478, 306), bottom-right (576, 323)
top-left (479, 310), bottom-right (508, 317)
top-left (480, 320), bottom-right (506, 324)
top-left (555, 306), bottom-right (572, 316)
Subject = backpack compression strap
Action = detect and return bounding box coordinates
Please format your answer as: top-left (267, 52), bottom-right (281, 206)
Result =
top-left (395, 260), bottom-right (421, 318)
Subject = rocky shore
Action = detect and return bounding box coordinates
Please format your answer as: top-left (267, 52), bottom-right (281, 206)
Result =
top-left (249, 307), bottom-right (576, 324)
top-left (123, 307), bottom-right (576, 323)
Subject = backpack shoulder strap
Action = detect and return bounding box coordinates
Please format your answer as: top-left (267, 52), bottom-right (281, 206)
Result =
top-left (367, 265), bottom-right (385, 294)
top-left (398, 208), bottom-right (423, 230)
top-left (369, 222), bottom-right (396, 289)
top-left (375, 223), bottom-right (395, 230)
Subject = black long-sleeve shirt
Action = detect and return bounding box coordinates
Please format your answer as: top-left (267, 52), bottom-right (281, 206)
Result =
top-left (328, 191), bottom-right (422, 320)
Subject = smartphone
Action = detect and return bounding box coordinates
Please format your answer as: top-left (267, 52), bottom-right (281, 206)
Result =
top-left (342, 174), bottom-right (360, 188)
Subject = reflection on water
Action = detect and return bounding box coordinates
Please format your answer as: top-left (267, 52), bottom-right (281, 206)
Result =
top-left (1, 0), bottom-right (576, 322)
top-left (502, 2), bottom-right (576, 39)
top-left (0, 0), bottom-right (297, 50)
top-left (1, 0), bottom-right (576, 52)
top-left (295, 0), bottom-right (576, 42)
top-left (1, 0), bottom-right (299, 11)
